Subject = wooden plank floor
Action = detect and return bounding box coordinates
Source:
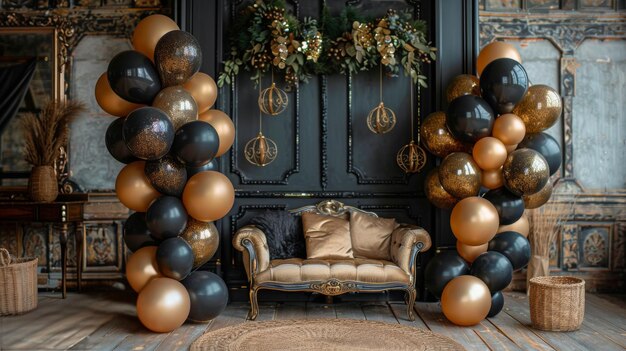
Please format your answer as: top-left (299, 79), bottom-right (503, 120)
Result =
top-left (1, 291), bottom-right (624, 350)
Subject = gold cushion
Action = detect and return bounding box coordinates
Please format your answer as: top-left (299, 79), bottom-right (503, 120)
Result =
top-left (350, 211), bottom-right (397, 260)
top-left (302, 212), bottom-right (353, 259)
top-left (255, 258), bottom-right (410, 284)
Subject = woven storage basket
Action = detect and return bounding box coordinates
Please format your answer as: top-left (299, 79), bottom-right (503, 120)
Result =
top-left (0, 248), bottom-right (38, 315)
top-left (29, 165), bottom-right (58, 203)
top-left (529, 276), bottom-right (585, 331)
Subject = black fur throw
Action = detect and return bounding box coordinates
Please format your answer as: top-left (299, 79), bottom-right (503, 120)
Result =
top-left (248, 210), bottom-right (306, 259)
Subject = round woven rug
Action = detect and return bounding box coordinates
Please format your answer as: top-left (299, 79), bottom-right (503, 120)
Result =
top-left (191, 319), bottom-right (464, 351)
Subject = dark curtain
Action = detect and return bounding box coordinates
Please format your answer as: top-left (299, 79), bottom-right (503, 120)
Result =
top-left (0, 58), bottom-right (37, 132)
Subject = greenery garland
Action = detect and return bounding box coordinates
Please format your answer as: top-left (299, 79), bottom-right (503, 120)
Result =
top-left (218, 1), bottom-right (436, 88)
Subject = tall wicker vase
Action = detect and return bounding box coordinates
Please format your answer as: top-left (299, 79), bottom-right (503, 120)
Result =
top-left (28, 166), bottom-right (58, 203)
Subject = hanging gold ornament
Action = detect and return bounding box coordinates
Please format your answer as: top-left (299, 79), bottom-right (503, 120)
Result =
top-left (397, 81), bottom-right (427, 173)
top-left (258, 71), bottom-right (288, 116)
top-left (246, 76), bottom-right (278, 167)
top-left (367, 65), bottom-right (396, 134)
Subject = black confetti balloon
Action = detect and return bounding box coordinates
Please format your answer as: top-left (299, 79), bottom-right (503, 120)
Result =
top-left (518, 132), bottom-right (562, 176)
top-left (154, 30), bottom-right (202, 87)
top-left (146, 196), bottom-right (188, 241)
top-left (123, 107), bottom-right (175, 161)
top-left (471, 251), bottom-right (513, 293)
top-left (480, 58), bottom-right (529, 114)
top-left (156, 237), bottom-right (194, 280)
top-left (145, 155), bottom-right (187, 197)
top-left (488, 231), bottom-right (531, 271)
top-left (172, 121), bottom-right (219, 167)
top-left (446, 95), bottom-right (495, 143)
top-left (425, 251), bottom-right (470, 299)
top-left (107, 50), bottom-right (161, 104)
top-left (182, 271), bottom-right (229, 322)
top-left (105, 117), bottom-right (137, 164)
top-left (483, 187), bottom-right (525, 225)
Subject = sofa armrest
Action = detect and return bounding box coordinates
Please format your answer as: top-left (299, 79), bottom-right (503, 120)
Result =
top-left (232, 225), bottom-right (270, 283)
top-left (390, 224), bottom-right (432, 282)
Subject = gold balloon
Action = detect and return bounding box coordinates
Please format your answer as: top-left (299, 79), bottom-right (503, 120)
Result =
top-left (152, 86), bottom-right (198, 130)
top-left (481, 167), bottom-right (504, 190)
top-left (420, 111), bottom-right (468, 158)
top-left (523, 180), bottom-right (553, 209)
top-left (498, 215), bottom-right (529, 237)
top-left (472, 137), bottom-right (508, 171)
top-left (137, 277), bottom-right (190, 333)
top-left (183, 72), bottom-right (218, 113)
top-left (446, 74), bottom-right (480, 102)
top-left (512, 85), bottom-right (562, 133)
top-left (183, 171), bottom-right (235, 222)
top-left (441, 275), bottom-right (492, 326)
top-left (450, 197), bottom-right (499, 246)
top-left (492, 113), bottom-right (526, 145)
top-left (456, 242), bottom-right (488, 263)
top-left (115, 161), bottom-right (160, 212)
top-left (505, 144), bottom-right (518, 154)
top-left (424, 167), bottom-right (459, 209)
top-left (94, 73), bottom-right (142, 117)
top-left (180, 218), bottom-right (219, 268)
top-left (126, 246), bottom-right (161, 293)
top-left (132, 14), bottom-right (179, 61)
top-left (502, 149), bottom-right (550, 196)
top-left (439, 152), bottom-right (482, 199)
top-left (477, 41), bottom-right (522, 77)
top-left (199, 109), bottom-right (235, 157)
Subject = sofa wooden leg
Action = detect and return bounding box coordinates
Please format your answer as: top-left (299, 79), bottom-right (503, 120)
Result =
top-left (406, 287), bottom-right (416, 321)
top-left (248, 288), bottom-right (259, 321)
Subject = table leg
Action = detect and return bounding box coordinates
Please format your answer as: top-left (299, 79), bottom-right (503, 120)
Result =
top-left (75, 222), bottom-right (84, 293)
top-left (60, 222), bottom-right (68, 299)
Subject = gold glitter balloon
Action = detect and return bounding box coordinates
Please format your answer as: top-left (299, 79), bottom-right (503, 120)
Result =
top-left (446, 75), bottom-right (480, 102)
top-left (152, 86), bottom-right (198, 130)
top-left (144, 154), bottom-right (187, 197)
top-left (512, 85), bottom-right (562, 133)
top-left (502, 148), bottom-right (549, 196)
top-left (439, 152), bottom-right (482, 199)
top-left (424, 167), bottom-right (459, 209)
top-left (523, 180), bottom-right (553, 209)
top-left (420, 111), bottom-right (468, 158)
top-left (180, 218), bottom-right (219, 268)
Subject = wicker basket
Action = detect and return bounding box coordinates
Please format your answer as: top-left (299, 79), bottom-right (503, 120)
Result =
top-left (29, 165), bottom-right (58, 203)
top-left (529, 276), bottom-right (585, 331)
top-left (0, 248), bottom-right (38, 315)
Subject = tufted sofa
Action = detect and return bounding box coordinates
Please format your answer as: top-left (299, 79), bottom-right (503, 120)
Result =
top-left (233, 200), bottom-right (431, 321)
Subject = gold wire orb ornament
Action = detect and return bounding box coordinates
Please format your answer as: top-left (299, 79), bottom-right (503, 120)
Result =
top-left (397, 81), bottom-right (427, 173)
top-left (244, 132), bottom-right (278, 167)
top-left (367, 65), bottom-right (396, 134)
top-left (258, 72), bottom-right (288, 116)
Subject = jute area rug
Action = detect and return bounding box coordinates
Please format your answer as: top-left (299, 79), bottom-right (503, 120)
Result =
top-left (191, 319), bottom-right (465, 351)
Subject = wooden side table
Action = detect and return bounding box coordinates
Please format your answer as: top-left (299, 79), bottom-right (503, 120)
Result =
top-left (0, 193), bottom-right (88, 298)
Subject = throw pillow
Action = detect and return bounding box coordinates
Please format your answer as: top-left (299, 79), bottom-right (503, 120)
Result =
top-left (248, 210), bottom-right (305, 259)
top-left (350, 211), bottom-right (398, 261)
top-left (302, 212), bottom-right (353, 259)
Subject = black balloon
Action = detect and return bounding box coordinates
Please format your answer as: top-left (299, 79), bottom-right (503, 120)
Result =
top-left (483, 187), bottom-right (525, 225)
top-left (172, 121), bottom-right (219, 167)
top-left (186, 159), bottom-right (218, 178)
top-left (518, 132), bottom-right (562, 176)
top-left (480, 58), bottom-right (529, 114)
top-left (105, 117), bottom-right (136, 164)
top-left (107, 50), bottom-right (161, 104)
top-left (146, 196), bottom-right (188, 241)
top-left (424, 251), bottom-right (470, 299)
top-left (123, 107), bottom-right (175, 161)
top-left (156, 237), bottom-right (194, 280)
top-left (144, 155), bottom-right (187, 197)
top-left (154, 30), bottom-right (202, 87)
top-left (123, 212), bottom-right (156, 252)
top-left (488, 291), bottom-right (504, 317)
top-left (446, 95), bottom-right (495, 143)
top-left (488, 231), bottom-right (531, 271)
top-left (471, 251), bottom-right (513, 293)
top-left (182, 271), bottom-right (229, 322)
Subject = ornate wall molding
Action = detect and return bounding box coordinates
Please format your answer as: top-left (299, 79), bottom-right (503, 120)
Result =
top-left (320, 75), bottom-right (328, 190)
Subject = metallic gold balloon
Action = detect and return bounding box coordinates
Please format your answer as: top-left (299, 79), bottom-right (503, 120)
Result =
top-left (180, 218), bottom-right (219, 268)
top-left (183, 72), bottom-right (218, 113)
top-left (523, 180), bottom-right (553, 209)
top-left (477, 41), bottom-right (522, 77)
top-left (451, 197), bottom-right (499, 246)
top-left (420, 111), bottom-right (468, 158)
top-left (502, 149), bottom-right (550, 196)
top-left (199, 109), bottom-right (235, 157)
top-left (492, 113), bottom-right (526, 145)
top-left (115, 161), bottom-right (160, 212)
top-left (439, 152), bottom-right (482, 199)
top-left (94, 73), bottom-right (142, 117)
top-left (457, 242), bottom-right (488, 263)
top-left (505, 144), bottom-right (518, 153)
top-left (126, 246), bottom-right (161, 293)
top-left (472, 137), bottom-right (508, 171)
top-left (424, 167), bottom-right (459, 209)
top-left (183, 171), bottom-right (234, 222)
top-left (512, 85), bottom-right (562, 133)
top-left (446, 74), bottom-right (480, 102)
top-left (441, 275), bottom-right (492, 326)
top-left (132, 14), bottom-right (179, 61)
top-left (137, 277), bottom-right (190, 333)
top-left (481, 167), bottom-right (504, 190)
top-left (498, 215), bottom-right (529, 237)
top-left (152, 86), bottom-right (198, 130)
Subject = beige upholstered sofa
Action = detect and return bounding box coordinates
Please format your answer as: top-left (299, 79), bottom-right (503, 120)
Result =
top-left (233, 200), bottom-right (432, 321)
